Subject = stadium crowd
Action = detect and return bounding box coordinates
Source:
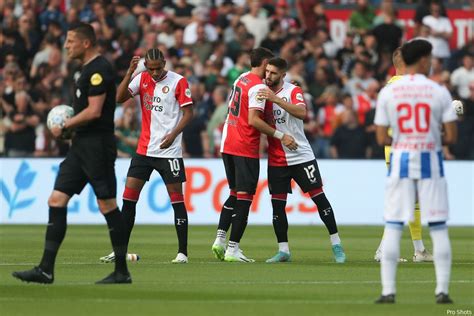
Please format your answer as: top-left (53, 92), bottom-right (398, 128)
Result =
top-left (1, 0), bottom-right (473, 159)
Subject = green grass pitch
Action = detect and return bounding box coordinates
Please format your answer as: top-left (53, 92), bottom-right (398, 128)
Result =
top-left (0, 225), bottom-right (472, 316)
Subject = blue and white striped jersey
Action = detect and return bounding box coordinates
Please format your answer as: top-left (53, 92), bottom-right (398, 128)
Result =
top-left (374, 74), bottom-right (457, 179)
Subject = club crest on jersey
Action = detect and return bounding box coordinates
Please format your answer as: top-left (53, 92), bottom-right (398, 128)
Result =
top-left (162, 86), bottom-right (169, 94)
top-left (296, 93), bottom-right (304, 101)
top-left (143, 93), bottom-right (163, 111)
top-left (185, 88), bottom-right (191, 98)
top-left (90, 73), bottom-right (103, 86)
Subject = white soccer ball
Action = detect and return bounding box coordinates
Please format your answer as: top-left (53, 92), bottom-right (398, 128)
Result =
top-left (47, 105), bottom-right (74, 130)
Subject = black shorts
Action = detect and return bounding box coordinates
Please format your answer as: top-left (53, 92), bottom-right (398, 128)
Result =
top-left (268, 159), bottom-right (323, 194)
top-left (127, 154), bottom-right (186, 184)
top-left (222, 153), bottom-right (259, 194)
top-left (54, 134), bottom-right (117, 199)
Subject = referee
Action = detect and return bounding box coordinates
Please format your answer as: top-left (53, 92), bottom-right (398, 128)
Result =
top-left (12, 23), bottom-right (131, 284)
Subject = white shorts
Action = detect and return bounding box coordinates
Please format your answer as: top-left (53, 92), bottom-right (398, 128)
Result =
top-left (383, 177), bottom-right (449, 223)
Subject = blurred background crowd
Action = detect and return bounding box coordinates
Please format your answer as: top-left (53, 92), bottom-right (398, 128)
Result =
top-left (1, 0), bottom-right (473, 160)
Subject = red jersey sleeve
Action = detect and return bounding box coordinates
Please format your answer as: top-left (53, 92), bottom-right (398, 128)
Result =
top-left (175, 77), bottom-right (193, 107)
top-left (290, 86), bottom-right (306, 108)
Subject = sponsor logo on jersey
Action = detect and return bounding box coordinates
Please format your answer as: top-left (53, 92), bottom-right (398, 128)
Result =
top-left (162, 86), bottom-right (169, 93)
top-left (90, 73), bottom-right (103, 86)
top-left (143, 93), bottom-right (163, 111)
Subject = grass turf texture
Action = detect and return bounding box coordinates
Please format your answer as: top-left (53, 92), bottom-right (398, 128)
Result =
top-left (0, 225), bottom-right (472, 316)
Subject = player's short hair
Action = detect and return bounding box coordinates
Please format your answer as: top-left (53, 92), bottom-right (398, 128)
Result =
top-left (69, 23), bottom-right (96, 46)
top-left (267, 57), bottom-right (288, 71)
top-left (392, 47), bottom-right (404, 68)
top-left (250, 47), bottom-right (274, 68)
top-left (145, 48), bottom-right (165, 61)
top-left (401, 39), bottom-right (432, 66)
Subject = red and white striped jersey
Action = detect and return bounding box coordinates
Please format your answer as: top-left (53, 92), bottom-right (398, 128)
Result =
top-left (220, 72), bottom-right (268, 158)
top-left (266, 82), bottom-right (315, 166)
top-left (128, 71), bottom-right (193, 158)
top-left (374, 74), bottom-right (457, 179)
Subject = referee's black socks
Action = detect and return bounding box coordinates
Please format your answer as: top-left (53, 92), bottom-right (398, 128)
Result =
top-left (104, 208), bottom-right (128, 274)
top-left (39, 206), bottom-right (67, 275)
top-left (122, 199), bottom-right (137, 245)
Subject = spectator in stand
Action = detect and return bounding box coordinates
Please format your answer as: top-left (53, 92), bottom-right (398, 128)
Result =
top-left (240, 0), bottom-right (270, 47)
top-left (91, 1), bottom-right (115, 41)
top-left (183, 7), bottom-right (218, 45)
top-left (349, 0), bottom-right (376, 37)
top-left (205, 86), bottom-right (229, 157)
top-left (38, 0), bottom-right (66, 33)
top-left (316, 91), bottom-right (344, 158)
top-left (296, 0), bottom-right (327, 35)
top-left (115, 101), bottom-right (139, 158)
top-left (4, 91), bottom-right (40, 157)
top-left (261, 20), bottom-right (286, 54)
top-left (132, 0), bottom-right (168, 29)
top-left (227, 51), bottom-right (250, 85)
top-left (345, 61), bottom-right (377, 96)
top-left (330, 109), bottom-right (368, 159)
top-left (422, 1), bottom-right (453, 60)
top-left (353, 80), bottom-right (379, 126)
top-left (192, 24), bottom-right (214, 65)
top-left (114, 1), bottom-right (139, 42)
top-left (272, 0), bottom-right (298, 32)
top-left (451, 53), bottom-right (474, 99)
top-left (372, 10), bottom-right (402, 55)
top-left (168, 0), bottom-right (195, 27)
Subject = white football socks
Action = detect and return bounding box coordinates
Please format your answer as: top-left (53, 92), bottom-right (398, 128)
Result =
top-left (227, 241), bottom-right (239, 255)
top-left (381, 225), bottom-right (403, 295)
top-left (330, 233), bottom-right (341, 246)
top-left (412, 239), bottom-right (425, 252)
top-left (430, 226), bottom-right (451, 295)
top-left (215, 229), bottom-right (226, 245)
top-left (278, 242), bottom-right (289, 254)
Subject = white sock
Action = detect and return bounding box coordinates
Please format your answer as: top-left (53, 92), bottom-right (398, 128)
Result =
top-left (215, 229), bottom-right (226, 245)
top-left (227, 241), bottom-right (239, 255)
top-left (412, 239), bottom-right (425, 252)
top-left (330, 233), bottom-right (341, 246)
top-left (430, 226), bottom-right (451, 295)
top-left (381, 225), bottom-right (403, 295)
top-left (278, 242), bottom-right (289, 254)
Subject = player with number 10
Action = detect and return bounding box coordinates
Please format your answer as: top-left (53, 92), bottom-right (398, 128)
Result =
top-left (100, 48), bottom-right (194, 264)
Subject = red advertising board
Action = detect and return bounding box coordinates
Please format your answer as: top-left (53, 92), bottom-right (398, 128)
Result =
top-left (325, 9), bottom-right (473, 49)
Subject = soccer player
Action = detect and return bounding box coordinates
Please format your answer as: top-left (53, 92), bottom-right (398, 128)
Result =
top-left (374, 48), bottom-right (433, 263)
top-left (374, 39), bottom-right (457, 304)
top-left (211, 47), bottom-right (298, 262)
top-left (256, 57), bottom-right (346, 263)
top-left (12, 23), bottom-right (131, 284)
top-left (100, 48), bottom-right (193, 264)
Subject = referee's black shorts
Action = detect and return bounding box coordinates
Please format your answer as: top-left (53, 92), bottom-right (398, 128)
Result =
top-left (54, 134), bottom-right (117, 199)
top-left (222, 153), bottom-right (259, 194)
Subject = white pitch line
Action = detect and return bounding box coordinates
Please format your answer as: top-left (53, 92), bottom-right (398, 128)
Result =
top-left (1, 261), bottom-right (473, 266)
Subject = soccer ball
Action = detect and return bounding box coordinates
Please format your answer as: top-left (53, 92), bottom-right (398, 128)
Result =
top-left (47, 105), bottom-right (74, 138)
top-left (47, 105), bottom-right (74, 129)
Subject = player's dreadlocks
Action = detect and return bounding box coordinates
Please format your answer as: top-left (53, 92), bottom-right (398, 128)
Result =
top-left (145, 48), bottom-right (165, 61)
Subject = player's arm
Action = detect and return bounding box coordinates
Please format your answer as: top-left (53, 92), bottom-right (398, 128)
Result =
top-left (440, 87), bottom-right (458, 146)
top-left (117, 56), bottom-right (140, 103)
top-left (257, 88), bottom-right (306, 120)
top-left (248, 108), bottom-right (297, 150)
top-left (64, 94), bottom-right (106, 130)
top-left (375, 125), bottom-right (392, 146)
top-left (160, 105), bottom-right (193, 149)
